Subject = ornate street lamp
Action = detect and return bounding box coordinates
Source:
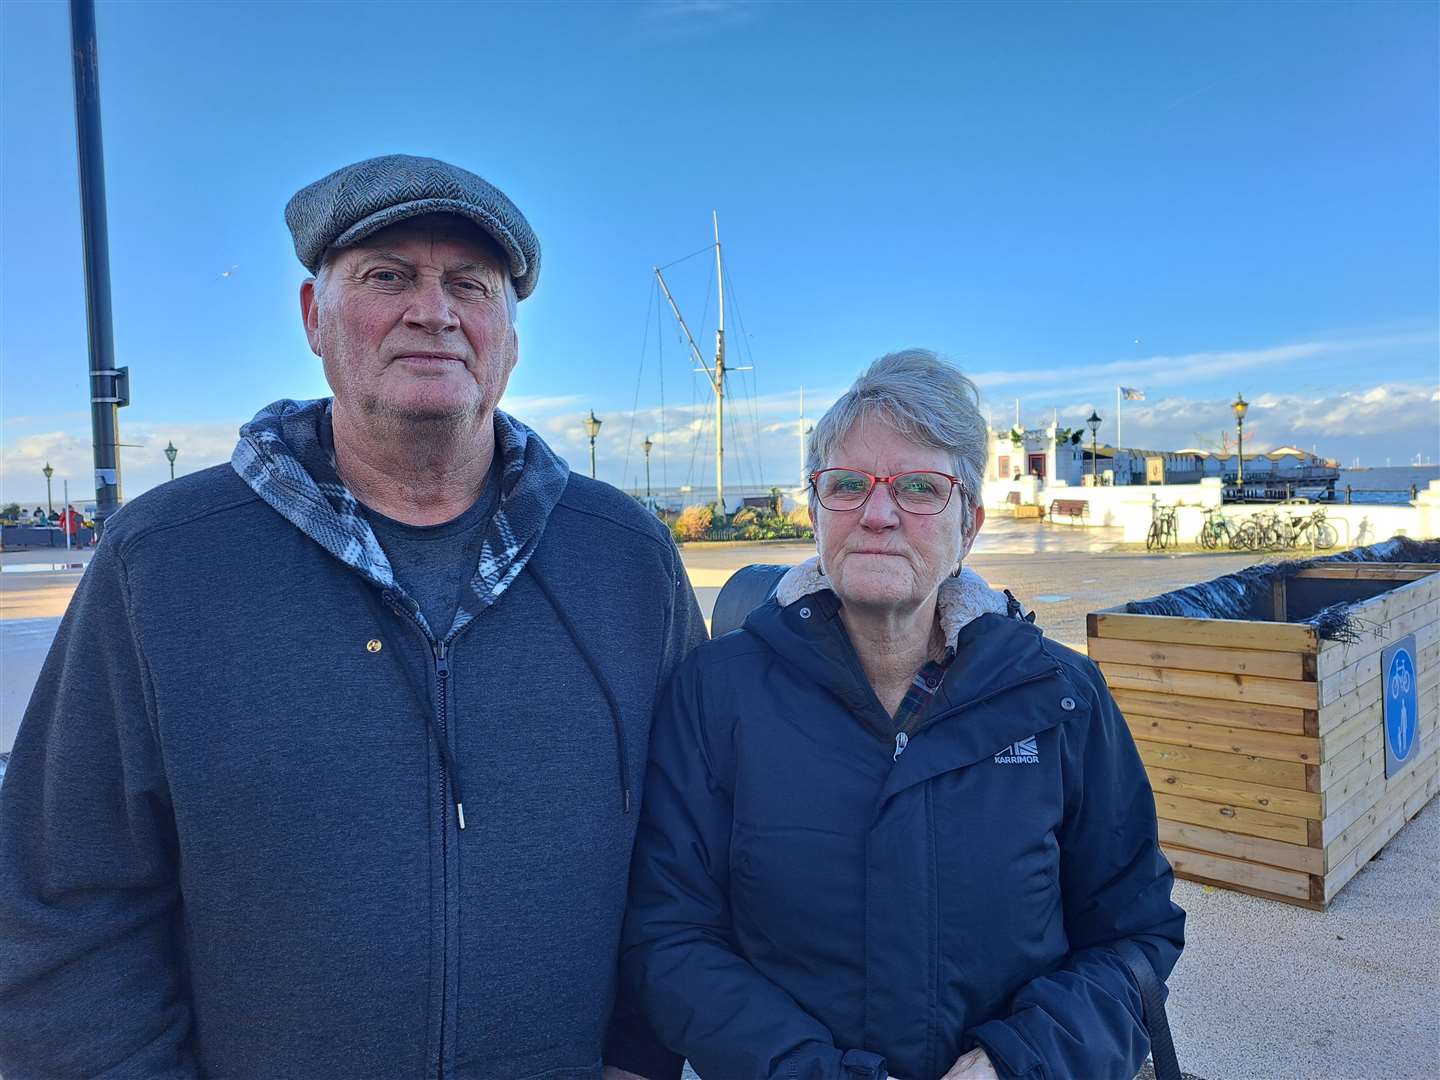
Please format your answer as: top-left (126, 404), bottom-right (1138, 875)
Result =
top-left (1232, 393), bottom-right (1249, 485)
top-left (1086, 411), bottom-right (1103, 485)
top-left (42, 462), bottom-right (54, 517)
top-left (164, 440), bottom-right (178, 481)
top-left (583, 410), bottom-right (603, 480)
top-left (641, 435), bottom-right (654, 508)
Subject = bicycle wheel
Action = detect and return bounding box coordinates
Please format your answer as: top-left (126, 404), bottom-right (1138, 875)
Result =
top-left (1199, 524), bottom-right (1215, 550)
top-left (1314, 522), bottom-right (1337, 549)
top-left (1146, 522), bottom-right (1161, 551)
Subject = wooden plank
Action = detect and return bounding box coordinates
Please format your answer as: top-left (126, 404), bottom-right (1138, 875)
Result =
top-left (1319, 726), bottom-right (1382, 788)
top-left (1319, 622), bottom-right (1440, 707)
top-left (1113, 687), bottom-right (1308, 734)
top-left (1158, 819), bottom-right (1324, 874)
top-left (1271, 577), bottom-right (1288, 622)
top-left (1088, 611), bottom-right (1318, 654)
top-left (1315, 602), bottom-right (1439, 679)
top-left (1088, 636), bottom-right (1308, 680)
top-left (1146, 764), bottom-right (1322, 818)
top-left (1322, 746), bottom-right (1440, 872)
top-left (1162, 844), bottom-right (1315, 902)
top-left (1318, 734), bottom-right (1437, 847)
top-left (1325, 702), bottom-right (1436, 778)
top-left (1292, 564), bottom-right (1438, 581)
top-left (1320, 753), bottom-right (1384, 818)
top-left (1319, 651), bottom-right (1439, 736)
top-left (1135, 739), bottom-right (1310, 791)
top-left (1324, 759), bottom-right (1439, 901)
top-left (1152, 790), bottom-right (1312, 845)
top-left (1126, 713), bottom-right (1320, 764)
top-left (1322, 664), bottom-right (1439, 751)
top-left (1101, 663), bottom-right (1319, 709)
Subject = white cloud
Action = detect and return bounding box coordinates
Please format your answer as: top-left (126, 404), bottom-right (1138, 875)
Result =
top-left (0, 418), bottom-right (243, 506)
top-left (967, 331), bottom-right (1437, 396)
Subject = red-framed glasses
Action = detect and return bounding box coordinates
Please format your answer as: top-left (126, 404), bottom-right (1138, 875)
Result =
top-left (809, 468), bottom-right (962, 515)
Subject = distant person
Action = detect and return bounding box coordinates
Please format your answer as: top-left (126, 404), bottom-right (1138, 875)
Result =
top-left (59, 504), bottom-right (81, 540)
top-left (32, 506), bottom-right (46, 521)
top-left (622, 350), bottom-right (1185, 1079)
top-left (0, 155), bottom-right (704, 1080)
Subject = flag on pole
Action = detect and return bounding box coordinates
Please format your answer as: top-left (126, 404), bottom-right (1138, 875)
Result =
top-left (1120, 386), bottom-right (1146, 401)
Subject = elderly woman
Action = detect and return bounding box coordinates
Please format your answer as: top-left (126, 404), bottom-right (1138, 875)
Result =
top-left (621, 350), bottom-right (1184, 1080)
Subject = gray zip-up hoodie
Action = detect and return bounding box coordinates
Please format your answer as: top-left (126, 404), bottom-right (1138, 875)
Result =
top-left (0, 399), bottom-right (705, 1080)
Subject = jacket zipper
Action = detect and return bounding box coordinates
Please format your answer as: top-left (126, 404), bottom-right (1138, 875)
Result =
top-left (385, 598), bottom-right (458, 1080)
top-left (434, 636), bottom-right (449, 1080)
top-left (890, 668), bottom-right (1059, 760)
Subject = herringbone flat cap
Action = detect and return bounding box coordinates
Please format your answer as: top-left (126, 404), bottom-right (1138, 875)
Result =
top-left (285, 154), bottom-right (540, 299)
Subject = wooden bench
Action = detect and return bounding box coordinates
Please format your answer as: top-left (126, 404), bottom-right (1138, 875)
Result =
top-left (1049, 498), bottom-right (1089, 524)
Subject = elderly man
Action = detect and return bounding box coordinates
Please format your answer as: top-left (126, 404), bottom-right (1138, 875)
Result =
top-left (0, 155), bottom-right (702, 1080)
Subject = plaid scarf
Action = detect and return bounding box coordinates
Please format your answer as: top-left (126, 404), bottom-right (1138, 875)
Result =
top-left (232, 398), bottom-right (569, 641)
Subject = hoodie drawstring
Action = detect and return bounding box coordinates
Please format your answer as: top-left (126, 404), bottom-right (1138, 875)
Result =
top-left (527, 565), bottom-right (633, 814)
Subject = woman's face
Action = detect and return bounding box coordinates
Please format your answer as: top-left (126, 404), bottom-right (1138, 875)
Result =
top-left (814, 417), bottom-right (982, 617)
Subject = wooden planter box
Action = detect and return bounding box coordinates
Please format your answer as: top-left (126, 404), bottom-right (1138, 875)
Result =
top-left (1087, 563), bottom-right (1439, 909)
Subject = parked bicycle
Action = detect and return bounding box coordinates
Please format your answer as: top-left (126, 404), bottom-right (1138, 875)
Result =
top-left (1146, 502), bottom-right (1179, 551)
top-left (1231, 510), bottom-right (1281, 551)
top-left (1197, 507), bottom-right (1236, 550)
top-left (1280, 507), bottom-right (1338, 550)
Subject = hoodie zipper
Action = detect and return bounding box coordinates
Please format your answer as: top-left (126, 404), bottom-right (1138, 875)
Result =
top-left (889, 668), bottom-right (1060, 760)
top-left (433, 637), bottom-right (450, 1080)
top-left (384, 600), bottom-right (460, 1080)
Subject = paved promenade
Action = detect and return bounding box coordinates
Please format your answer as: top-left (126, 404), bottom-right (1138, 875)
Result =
top-left (2, 522), bottom-right (1436, 1079)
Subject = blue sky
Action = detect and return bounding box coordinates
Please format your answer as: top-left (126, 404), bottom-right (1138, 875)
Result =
top-left (2, 0), bottom-right (1436, 505)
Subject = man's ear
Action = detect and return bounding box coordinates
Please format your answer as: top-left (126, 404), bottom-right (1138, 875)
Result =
top-left (300, 278), bottom-right (322, 357)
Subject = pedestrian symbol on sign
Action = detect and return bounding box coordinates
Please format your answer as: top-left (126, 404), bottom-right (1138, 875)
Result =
top-left (1382, 636), bottom-right (1420, 779)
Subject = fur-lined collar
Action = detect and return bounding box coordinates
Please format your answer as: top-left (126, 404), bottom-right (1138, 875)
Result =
top-left (774, 556), bottom-right (1010, 649)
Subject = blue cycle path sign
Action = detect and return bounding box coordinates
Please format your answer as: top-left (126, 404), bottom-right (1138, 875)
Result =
top-left (1382, 634), bottom-right (1420, 779)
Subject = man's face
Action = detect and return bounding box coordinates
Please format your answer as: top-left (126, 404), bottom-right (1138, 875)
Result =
top-left (301, 217), bottom-right (517, 426)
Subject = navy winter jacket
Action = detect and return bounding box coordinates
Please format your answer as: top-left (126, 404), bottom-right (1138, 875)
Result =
top-left (621, 569), bottom-right (1184, 1080)
top-left (0, 402), bottom-right (704, 1080)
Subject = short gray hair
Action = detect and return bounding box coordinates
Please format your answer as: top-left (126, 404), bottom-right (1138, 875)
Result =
top-left (807, 349), bottom-right (987, 525)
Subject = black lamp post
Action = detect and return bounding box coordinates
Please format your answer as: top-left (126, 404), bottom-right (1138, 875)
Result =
top-left (641, 435), bottom-right (654, 508)
top-left (1232, 393), bottom-right (1249, 485)
top-left (164, 440), bottom-right (178, 480)
top-left (42, 462), bottom-right (54, 517)
top-left (1086, 410), bottom-right (1103, 485)
top-left (583, 410), bottom-right (603, 480)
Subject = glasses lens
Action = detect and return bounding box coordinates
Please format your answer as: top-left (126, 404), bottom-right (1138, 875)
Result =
top-left (891, 472), bottom-right (954, 514)
top-left (816, 469), bottom-right (872, 509)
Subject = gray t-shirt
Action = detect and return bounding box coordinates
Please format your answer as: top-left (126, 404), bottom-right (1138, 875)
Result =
top-left (362, 464), bottom-right (501, 640)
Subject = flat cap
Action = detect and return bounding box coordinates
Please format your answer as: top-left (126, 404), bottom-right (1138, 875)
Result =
top-left (285, 154), bottom-right (540, 300)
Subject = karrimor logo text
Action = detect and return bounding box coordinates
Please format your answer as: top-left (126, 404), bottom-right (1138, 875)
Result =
top-left (994, 736), bottom-right (1040, 765)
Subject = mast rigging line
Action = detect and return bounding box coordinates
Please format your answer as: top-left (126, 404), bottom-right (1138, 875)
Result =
top-left (621, 280), bottom-right (656, 491)
top-left (656, 244), bottom-right (715, 272)
top-left (653, 213), bottom-right (755, 515)
top-left (721, 261), bottom-right (767, 488)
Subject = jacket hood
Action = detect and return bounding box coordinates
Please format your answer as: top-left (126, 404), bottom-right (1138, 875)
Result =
top-left (774, 556), bottom-right (1010, 651)
top-left (231, 397), bottom-right (569, 641)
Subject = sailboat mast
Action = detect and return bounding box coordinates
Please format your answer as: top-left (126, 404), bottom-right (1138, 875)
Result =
top-left (713, 211), bottom-right (726, 517)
